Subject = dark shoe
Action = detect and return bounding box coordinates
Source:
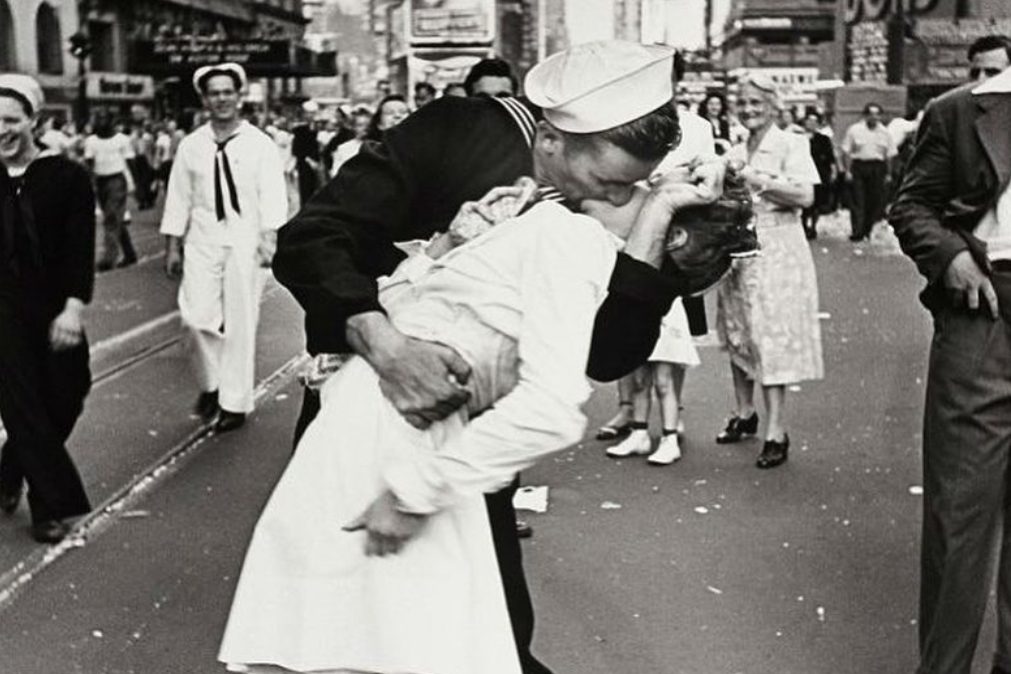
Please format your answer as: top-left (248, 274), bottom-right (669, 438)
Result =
top-left (31, 519), bottom-right (72, 544)
top-left (516, 520), bottom-right (533, 539)
top-left (194, 390), bottom-right (219, 421)
top-left (214, 411), bottom-right (246, 433)
top-left (116, 254), bottom-right (138, 269)
top-left (804, 227), bottom-right (817, 240)
top-left (716, 412), bottom-right (759, 444)
top-left (96, 260), bottom-right (115, 273)
top-left (756, 434), bottom-right (790, 469)
top-left (0, 481), bottom-right (22, 515)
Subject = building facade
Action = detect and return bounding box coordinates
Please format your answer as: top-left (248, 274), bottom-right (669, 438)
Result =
top-left (1, 0), bottom-right (82, 115)
top-left (721, 0), bottom-right (840, 107)
top-left (0, 0), bottom-right (335, 123)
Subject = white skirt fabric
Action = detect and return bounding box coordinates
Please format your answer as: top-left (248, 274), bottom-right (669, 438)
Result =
top-left (218, 357), bottom-right (522, 674)
top-left (648, 297), bottom-right (700, 366)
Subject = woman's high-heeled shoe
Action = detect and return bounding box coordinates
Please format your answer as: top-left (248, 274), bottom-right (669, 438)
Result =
top-left (756, 434), bottom-right (789, 469)
top-left (715, 412), bottom-right (758, 444)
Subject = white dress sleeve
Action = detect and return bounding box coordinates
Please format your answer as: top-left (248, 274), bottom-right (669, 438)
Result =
top-left (382, 212), bottom-right (618, 514)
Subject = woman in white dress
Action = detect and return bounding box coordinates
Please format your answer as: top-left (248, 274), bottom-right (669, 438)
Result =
top-left (217, 167), bottom-right (716, 674)
top-left (714, 76), bottom-right (824, 469)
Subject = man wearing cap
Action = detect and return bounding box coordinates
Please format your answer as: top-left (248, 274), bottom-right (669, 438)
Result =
top-left (161, 63), bottom-right (287, 433)
top-left (890, 62), bottom-right (1011, 674)
top-left (275, 40), bottom-right (723, 674)
top-left (0, 74), bottom-right (95, 543)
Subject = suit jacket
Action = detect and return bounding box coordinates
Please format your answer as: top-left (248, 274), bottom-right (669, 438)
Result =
top-left (889, 81), bottom-right (1011, 310)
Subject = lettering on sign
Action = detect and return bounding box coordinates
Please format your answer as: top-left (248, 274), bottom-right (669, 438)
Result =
top-left (845, 0), bottom-right (942, 25)
top-left (85, 73), bottom-right (155, 101)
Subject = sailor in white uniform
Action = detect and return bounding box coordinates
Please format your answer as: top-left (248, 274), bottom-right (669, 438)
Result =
top-left (160, 63), bottom-right (288, 432)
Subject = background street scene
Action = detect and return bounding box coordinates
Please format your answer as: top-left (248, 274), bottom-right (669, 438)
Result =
top-left (0, 199), bottom-right (985, 673)
top-left (4, 0), bottom-right (1011, 672)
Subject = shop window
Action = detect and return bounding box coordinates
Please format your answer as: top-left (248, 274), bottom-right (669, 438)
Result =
top-left (36, 2), bottom-right (64, 74)
top-left (0, 0), bottom-right (15, 71)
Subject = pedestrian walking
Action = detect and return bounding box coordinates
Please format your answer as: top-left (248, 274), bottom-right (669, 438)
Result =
top-left (327, 107), bottom-right (371, 177)
top-left (0, 75), bottom-right (94, 543)
top-left (83, 110), bottom-right (137, 271)
top-left (841, 102), bottom-right (896, 242)
top-left (889, 62), bottom-right (1011, 674)
top-left (292, 101), bottom-right (323, 207)
top-left (801, 111), bottom-right (837, 239)
top-left (160, 63), bottom-right (288, 433)
top-left (220, 42), bottom-right (726, 674)
top-left (697, 92), bottom-right (733, 155)
top-left (273, 40), bottom-right (727, 674)
top-left (414, 81), bottom-right (437, 108)
top-left (714, 75), bottom-right (824, 469)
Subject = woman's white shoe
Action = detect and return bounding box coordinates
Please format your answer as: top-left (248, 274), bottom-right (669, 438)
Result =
top-left (606, 429), bottom-right (652, 457)
top-left (647, 434), bottom-right (682, 465)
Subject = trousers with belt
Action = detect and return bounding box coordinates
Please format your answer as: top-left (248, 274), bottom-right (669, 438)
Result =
top-left (294, 387), bottom-right (554, 674)
top-left (0, 300), bottom-right (91, 524)
top-left (918, 266), bottom-right (1011, 674)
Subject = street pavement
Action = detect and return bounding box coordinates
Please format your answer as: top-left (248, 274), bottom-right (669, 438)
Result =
top-left (0, 208), bottom-right (996, 673)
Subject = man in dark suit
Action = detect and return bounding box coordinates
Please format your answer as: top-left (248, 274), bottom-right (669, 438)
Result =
top-left (889, 64), bottom-right (1011, 674)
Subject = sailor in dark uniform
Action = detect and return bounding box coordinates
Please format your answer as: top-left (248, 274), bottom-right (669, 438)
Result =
top-left (0, 75), bottom-right (94, 544)
top-left (273, 41), bottom-right (726, 673)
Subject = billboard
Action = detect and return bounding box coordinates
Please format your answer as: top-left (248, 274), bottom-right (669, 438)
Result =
top-left (409, 0), bottom-right (495, 44)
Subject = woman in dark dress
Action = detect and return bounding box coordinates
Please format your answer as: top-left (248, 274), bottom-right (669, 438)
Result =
top-left (801, 111), bottom-right (837, 239)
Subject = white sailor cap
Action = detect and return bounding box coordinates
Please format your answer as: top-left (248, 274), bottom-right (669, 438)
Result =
top-left (193, 62), bottom-right (248, 94)
top-left (0, 74), bottom-right (44, 116)
top-left (525, 41), bottom-right (676, 134)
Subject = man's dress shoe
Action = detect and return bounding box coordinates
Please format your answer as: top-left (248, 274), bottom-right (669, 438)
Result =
top-left (31, 519), bottom-right (71, 544)
top-left (0, 482), bottom-right (22, 515)
top-left (195, 390), bottom-right (220, 421)
top-left (214, 411), bottom-right (246, 433)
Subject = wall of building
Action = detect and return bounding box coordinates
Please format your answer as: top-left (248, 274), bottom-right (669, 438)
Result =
top-left (2, 0), bottom-right (80, 100)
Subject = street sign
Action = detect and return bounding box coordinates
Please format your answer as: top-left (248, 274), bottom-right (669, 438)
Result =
top-left (409, 0), bottom-right (495, 44)
top-left (85, 72), bottom-right (155, 101)
top-left (133, 39), bottom-right (290, 72)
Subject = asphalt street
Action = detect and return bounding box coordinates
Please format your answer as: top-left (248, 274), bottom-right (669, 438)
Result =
top-left (0, 206), bottom-right (992, 674)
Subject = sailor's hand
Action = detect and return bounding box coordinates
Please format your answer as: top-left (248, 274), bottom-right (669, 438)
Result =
top-left (343, 490), bottom-right (427, 557)
top-left (348, 313), bottom-right (472, 429)
top-left (256, 230), bottom-right (278, 268)
top-left (49, 300), bottom-right (84, 351)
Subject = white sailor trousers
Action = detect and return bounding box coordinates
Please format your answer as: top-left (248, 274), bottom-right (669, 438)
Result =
top-left (179, 241), bottom-right (265, 414)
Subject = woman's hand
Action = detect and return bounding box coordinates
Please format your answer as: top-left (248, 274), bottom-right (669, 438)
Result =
top-left (50, 299), bottom-right (85, 351)
top-left (443, 176), bottom-right (538, 253)
top-left (343, 489), bottom-right (428, 557)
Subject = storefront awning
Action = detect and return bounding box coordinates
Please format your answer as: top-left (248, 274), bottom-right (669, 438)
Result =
top-left (155, 0), bottom-right (254, 23)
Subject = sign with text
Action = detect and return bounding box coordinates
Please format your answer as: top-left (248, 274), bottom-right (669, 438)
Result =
top-left (133, 39), bottom-right (290, 72)
top-left (85, 72), bottom-right (155, 101)
top-left (409, 0), bottom-right (494, 44)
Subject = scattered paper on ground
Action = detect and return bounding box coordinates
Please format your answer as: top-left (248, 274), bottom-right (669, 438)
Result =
top-left (600, 501), bottom-right (623, 510)
top-left (513, 486), bottom-right (549, 513)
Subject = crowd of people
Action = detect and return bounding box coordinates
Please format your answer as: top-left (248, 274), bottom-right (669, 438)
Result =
top-left (2, 30), bottom-right (1011, 674)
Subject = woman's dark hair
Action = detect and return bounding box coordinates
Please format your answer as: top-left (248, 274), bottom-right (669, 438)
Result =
top-left (365, 94), bottom-right (407, 141)
top-left (697, 93), bottom-right (730, 140)
top-left (562, 102), bottom-right (680, 163)
top-left (0, 88), bottom-right (34, 117)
